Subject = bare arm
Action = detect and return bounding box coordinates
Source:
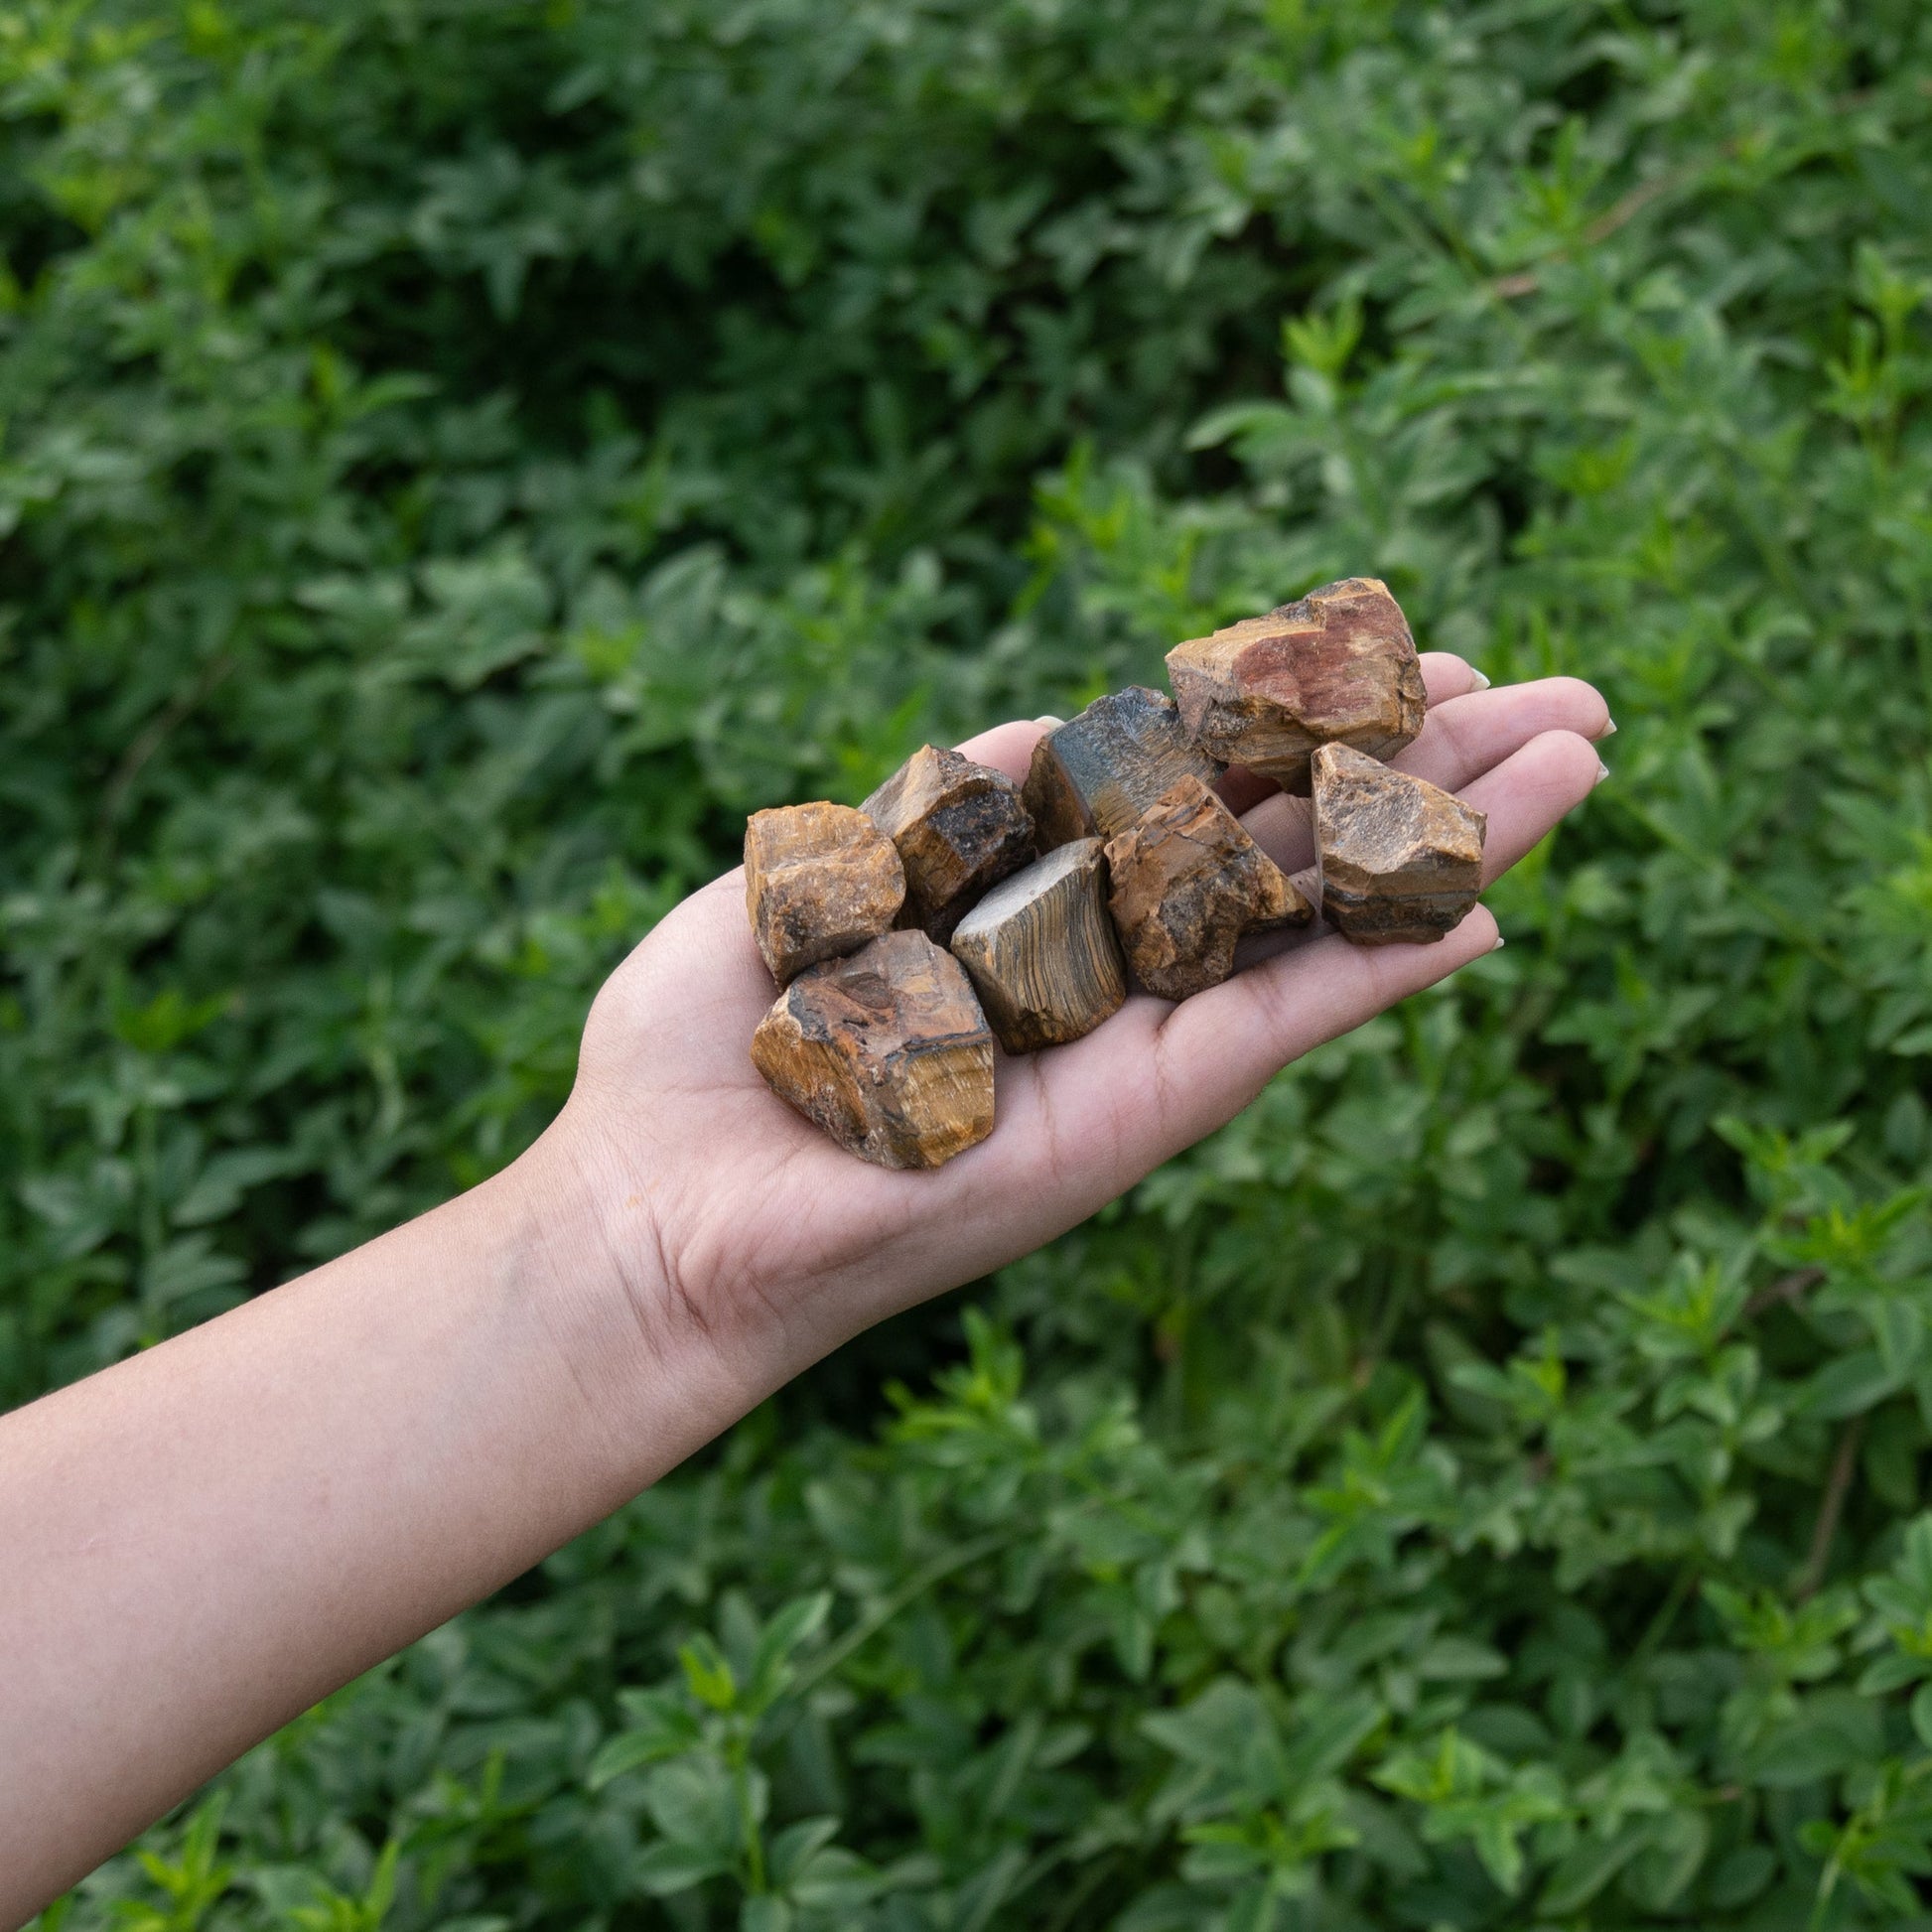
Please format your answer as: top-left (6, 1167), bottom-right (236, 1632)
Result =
top-left (0, 668), bottom-right (1609, 1921)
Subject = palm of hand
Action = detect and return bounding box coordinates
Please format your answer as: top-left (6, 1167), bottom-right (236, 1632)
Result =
top-left (558, 662), bottom-right (1608, 1380)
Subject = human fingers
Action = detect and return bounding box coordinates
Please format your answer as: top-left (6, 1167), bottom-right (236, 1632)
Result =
top-left (1464, 727), bottom-right (1608, 884)
top-left (1236, 677), bottom-right (1607, 878)
top-left (621, 697), bottom-right (1605, 1149)
top-left (1157, 729), bottom-right (1602, 1133)
top-left (1393, 675), bottom-right (1610, 794)
top-left (1418, 649), bottom-right (1490, 705)
top-left (953, 718), bottom-right (1055, 784)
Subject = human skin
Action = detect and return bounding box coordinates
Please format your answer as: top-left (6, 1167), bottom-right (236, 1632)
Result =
top-left (0, 663), bottom-right (1610, 1922)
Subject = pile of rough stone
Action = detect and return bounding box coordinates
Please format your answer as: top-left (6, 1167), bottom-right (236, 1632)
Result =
top-left (743, 577), bottom-right (1486, 1170)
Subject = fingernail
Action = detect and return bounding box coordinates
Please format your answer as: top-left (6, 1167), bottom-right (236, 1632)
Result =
top-left (1035, 714), bottom-right (1065, 731)
top-left (1595, 759), bottom-right (1610, 783)
top-left (1469, 669), bottom-right (1491, 690)
top-left (1490, 934), bottom-right (1505, 952)
top-left (1601, 716), bottom-right (1617, 736)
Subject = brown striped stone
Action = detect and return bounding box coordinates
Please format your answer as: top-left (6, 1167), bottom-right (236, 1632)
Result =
top-left (750, 930), bottom-right (995, 1170)
top-left (863, 745), bottom-right (1036, 943)
top-left (1166, 577), bottom-right (1426, 792)
top-left (1104, 776), bottom-right (1312, 1001)
top-left (1311, 744), bottom-right (1486, 946)
top-left (744, 801), bottom-right (905, 985)
top-left (1024, 686), bottom-right (1225, 850)
top-left (950, 840), bottom-right (1127, 1052)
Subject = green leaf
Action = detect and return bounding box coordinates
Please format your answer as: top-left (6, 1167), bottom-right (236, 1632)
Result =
top-left (588, 1726), bottom-right (685, 1792)
top-left (1911, 1683), bottom-right (1932, 1751)
top-left (632, 1840), bottom-right (732, 1898)
top-left (1414, 1637), bottom-right (1507, 1682)
top-left (1221, 1883), bottom-right (1281, 1932)
top-left (1142, 1680), bottom-right (1275, 1774)
top-left (1538, 1827), bottom-right (1646, 1913)
top-left (1749, 1696), bottom-right (1885, 1788)
top-left (766, 1817), bottom-right (842, 1889)
top-left (745, 1591), bottom-right (833, 1712)
top-left (1799, 1350), bottom-right (1905, 1421)
top-left (1622, 1810), bottom-right (1709, 1912)
top-left (643, 1759), bottom-right (742, 1857)
top-left (679, 1636), bottom-right (739, 1713)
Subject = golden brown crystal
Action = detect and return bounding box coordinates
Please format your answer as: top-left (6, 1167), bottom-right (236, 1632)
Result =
top-left (1166, 577), bottom-right (1427, 792)
top-left (750, 930), bottom-right (995, 1169)
top-left (950, 839), bottom-right (1127, 1052)
top-left (1104, 776), bottom-right (1313, 1001)
top-left (744, 801), bottom-right (905, 984)
top-left (863, 745), bottom-right (1035, 942)
top-left (1311, 744), bottom-right (1486, 946)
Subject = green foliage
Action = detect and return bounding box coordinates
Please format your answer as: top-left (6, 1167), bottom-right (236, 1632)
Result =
top-left (6, 0), bottom-right (1932, 1924)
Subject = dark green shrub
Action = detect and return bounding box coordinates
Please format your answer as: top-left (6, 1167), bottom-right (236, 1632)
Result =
top-left (5, 0), bottom-right (1932, 1924)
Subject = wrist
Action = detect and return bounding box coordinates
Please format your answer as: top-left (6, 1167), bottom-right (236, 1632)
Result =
top-left (497, 1110), bottom-right (768, 1495)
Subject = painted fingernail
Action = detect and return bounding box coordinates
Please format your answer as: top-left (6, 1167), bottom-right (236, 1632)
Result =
top-left (1595, 759), bottom-right (1610, 782)
top-left (1035, 714), bottom-right (1065, 731)
top-left (1469, 668), bottom-right (1491, 690)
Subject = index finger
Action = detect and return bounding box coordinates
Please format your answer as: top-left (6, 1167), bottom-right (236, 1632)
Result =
top-left (953, 717), bottom-right (1058, 784)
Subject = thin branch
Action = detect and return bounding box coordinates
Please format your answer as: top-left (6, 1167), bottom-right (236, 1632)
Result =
top-left (1795, 1417), bottom-right (1864, 1602)
top-left (1629, 1562), bottom-right (1698, 1671)
top-left (1577, 173), bottom-right (1683, 246)
top-left (788, 1527), bottom-right (1016, 1703)
top-left (1040, 1850), bottom-right (1126, 1932)
top-left (1494, 79), bottom-right (1893, 302)
top-left (1744, 1266), bottom-right (1826, 1321)
top-left (97, 651), bottom-right (236, 831)
top-left (1493, 169), bottom-right (1699, 299)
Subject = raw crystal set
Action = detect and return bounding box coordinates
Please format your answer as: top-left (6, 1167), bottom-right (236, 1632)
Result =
top-left (744, 578), bottom-right (1487, 1168)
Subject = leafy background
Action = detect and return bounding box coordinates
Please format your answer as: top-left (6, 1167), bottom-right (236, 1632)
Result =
top-left (4, 0), bottom-right (1932, 1925)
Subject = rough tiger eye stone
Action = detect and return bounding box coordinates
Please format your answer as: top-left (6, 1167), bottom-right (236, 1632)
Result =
top-left (1023, 686), bottom-right (1225, 850)
top-left (750, 930), bottom-right (995, 1170)
top-left (1103, 775), bottom-right (1313, 1001)
top-left (862, 745), bottom-right (1036, 942)
top-left (744, 801), bottom-right (905, 984)
top-left (1165, 576), bottom-right (1427, 793)
top-left (1311, 743), bottom-right (1486, 946)
top-left (949, 839), bottom-right (1127, 1052)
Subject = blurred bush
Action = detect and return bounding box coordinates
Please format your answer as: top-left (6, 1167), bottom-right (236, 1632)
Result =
top-left (6, 0), bottom-right (1932, 1925)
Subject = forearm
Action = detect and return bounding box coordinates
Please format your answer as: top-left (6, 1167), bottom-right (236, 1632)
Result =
top-left (0, 1126), bottom-right (732, 1923)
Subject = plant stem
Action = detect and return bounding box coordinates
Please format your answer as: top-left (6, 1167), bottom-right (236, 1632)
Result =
top-left (789, 1527), bottom-right (1018, 1703)
top-left (1630, 1563), bottom-right (1698, 1672)
top-left (1795, 1417), bottom-right (1864, 1602)
top-left (732, 1726), bottom-right (766, 1894)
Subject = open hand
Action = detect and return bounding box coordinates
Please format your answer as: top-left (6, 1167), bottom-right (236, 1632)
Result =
top-left (552, 659), bottom-right (1611, 1400)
